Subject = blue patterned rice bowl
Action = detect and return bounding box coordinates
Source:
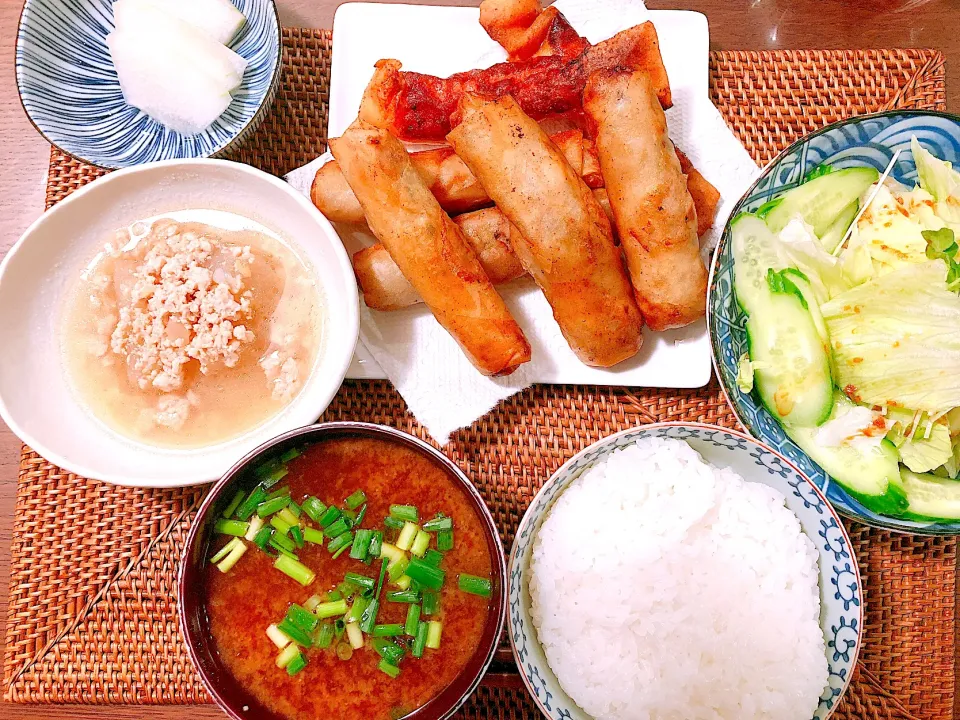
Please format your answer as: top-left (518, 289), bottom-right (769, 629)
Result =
top-left (15, 0), bottom-right (281, 169)
top-left (708, 110), bottom-right (960, 535)
top-left (508, 423), bottom-right (860, 720)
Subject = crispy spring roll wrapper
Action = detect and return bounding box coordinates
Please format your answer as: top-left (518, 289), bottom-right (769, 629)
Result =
top-left (448, 94), bottom-right (643, 367)
top-left (676, 148), bottom-right (721, 237)
top-left (330, 120), bottom-right (531, 376)
top-left (584, 69), bottom-right (708, 331)
top-left (479, 1), bottom-right (588, 61)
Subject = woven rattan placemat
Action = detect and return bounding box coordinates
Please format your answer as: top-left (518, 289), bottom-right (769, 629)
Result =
top-left (3, 28), bottom-right (954, 720)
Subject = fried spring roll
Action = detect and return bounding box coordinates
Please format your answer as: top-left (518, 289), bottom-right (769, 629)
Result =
top-left (448, 94), bottom-right (642, 367)
top-left (479, 1), bottom-right (588, 61)
top-left (330, 120), bottom-right (531, 376)
top-left (676, 148), bottom-right (721, 237)
top-left (584, 70), bottom-right (708, 331)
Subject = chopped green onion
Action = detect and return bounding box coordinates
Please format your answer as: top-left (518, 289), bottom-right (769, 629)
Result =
top-left (422, 590), bottom-right (439, 616)
top-left (222, 489), bottom-right (246, 519)
top-left (345, 572), bottom-right (376, 592)
top-left (303, 527), bottom-right (324, 545)
top-left (210, 537), bottom-right (242, 565)
top-left (269, 531), bottom-right (295, 554)
top-left (216, 540), bottom-right (248, 573)
top-left (409, 579), bottom-right (422, 593)
top-left (359, 599), bottom-right (380, 633)
top-left (265, 485), bottom-right (291, 502)
top-left (372, 623), bottom-right (404, 637)
top-left (458, 574), bottom-right (492, 597)
top-left (388, 557), bottom-right (410, 583)
top-left (404, 558), bottom-right (445, 591)
top-left (270, 514), bottom-right (293, 535)
top-left (378, 657), bottom-right (400, 678)
top-left (235, 486), bottom-right (267, 521)
top-left (255, 458), bottom-right (281, 479)
top-left (383, 516), bottom-right (405, 531)
top-left (274, 555), bottom-right (315, 586)
top-left (334, 619), bottom-right (346, 639)
top-left (375, 558), bottom-right (389, 597)
top-left (214, 519), bottom-right (250, 537)
top-left (396, 523), bottom-right (418, 551)
top-left (301, 497), bottom-right (327, 524)
top-left (337, 580), bottom-right (357, 598)
top-left (287, 499), bottom-right (302, 518)
top-left (393, 574), bottom-right (412, 591)
top-left (315, 598), bottom-right (348, 619)
top-left (422, 550), bottom-right (444, 568)
top-left (243, 515), bottom-right (264, 542)
top-left (253, 526), bottom-right (274, 551)
top-left (422, 515), bottom-right (453, 532)
top-left (328, 532), bottom-right (354, 556)
top-left (355, 504), bottom-right (368, 527)
top-left (325, 517), bottom-right (351, 539)
top-left (390, 505), bottom-right (419, 523)
top-left (314, 622), bottom-right (334, 649)
top-left (266, 623), bottom-right (291, 649)
top-left (285, 603), bottom-right (319, 633)
top-left (304, 595), bottom-right (323, 612)
top-left (368, 531), bottom-right (383, 558)
top-left (318, 505), bottom-right (342, 529)
top-left (260, 465), bottom-right (289, 489)
top-left (280, 447), bottom-right (301, 463)
top-left (412, 620), bottom-right (428, 658)
top-left (372, 638), bottom-right (405, 665)
top-left (345, 490), bottom-right (367, 510)
top-left (276, 643), bottom-right (300, 669)
top-left (410, 530), bottom-right (430, 557)
top-left (345, 596), bottom-right (370, 624)
top-left (277, 618), bottom-right (313, 647)
top-left (386, 589), bottom-right (420, 604)
top-left (256, 495), bottom-right (289, 517)
top-left (276, 546), bottom-right (298, 560)
top-left (351, 529), bottom-right (373, 561)
top-left (277, 507), bottom-right (299, 527)
top-left (345, 621), bottom-right (364, 649)
top-left (336, 641), bottom-right (353, 661)
top-left (286, 652), bottom-right (307, 676)
top-left (289, 526), bottom-right (304, 549)
top-left (404, 604), bottom-right (421, 636)
top-left (437, 530), bottom-right (454, 552)
top-left (425, 620), bottom-right (442, 650)
top-left (380, 542), bottom-right (405, 564)
top-left (327, 590), bottom-right (343, 602)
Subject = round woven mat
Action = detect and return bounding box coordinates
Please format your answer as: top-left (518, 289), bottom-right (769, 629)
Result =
top-left (3, 28), bottom-right (954, 720)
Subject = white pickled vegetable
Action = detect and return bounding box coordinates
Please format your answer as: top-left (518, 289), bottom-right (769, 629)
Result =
top-left (144, 0), bottom-right (246, 45)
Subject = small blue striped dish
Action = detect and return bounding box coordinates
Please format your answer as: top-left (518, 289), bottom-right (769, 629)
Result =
top-left (15, 0), bottom-right (281, 169)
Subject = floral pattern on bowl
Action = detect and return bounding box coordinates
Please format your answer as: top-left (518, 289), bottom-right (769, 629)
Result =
top-left (508, 423), bottom-right (861, 720)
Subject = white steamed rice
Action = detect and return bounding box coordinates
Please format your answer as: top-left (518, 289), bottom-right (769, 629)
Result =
top-left (529, 437), bottom-right (828, 720)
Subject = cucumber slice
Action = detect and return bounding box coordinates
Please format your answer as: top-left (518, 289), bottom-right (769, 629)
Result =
top-left (785, 394), bottom-right (908, 516)
top-left (900, 468), bottom-right (960, 521)
top-left (779, 268), bottom-right (829, 346)
top-left (817, 200), bottom-right (858, 253)
top-left (765, 167), bottom-right (879, 237)
top-left (731, 214), bottom-right (782, 314)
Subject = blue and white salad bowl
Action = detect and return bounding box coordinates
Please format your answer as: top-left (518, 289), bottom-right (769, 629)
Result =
top-left (15, 0), bottom-right (281, 169)
top-left (708, 109), bottom-right (960, 535)
top-left (508, 423), bottom-right (861, 720)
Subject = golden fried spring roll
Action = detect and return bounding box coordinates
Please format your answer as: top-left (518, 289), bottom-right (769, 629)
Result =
top-left (583, 69), bottom-right (708, 331)
top-left (676, 148), bottom-right (721, 237)
top-left (448, 93), bottom-right (643, 367)
top-left (330, 119), bottom-right (531, 376)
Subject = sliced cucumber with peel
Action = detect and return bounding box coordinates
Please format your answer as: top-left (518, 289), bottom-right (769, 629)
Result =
top-left (764, 166), bottom-right (879, 238)
top-left (816, 200), bottom-right (859, 253)
top-left (731, 214), bottom-right (782, 313)
top-left (899, 468), bottom-right (960, 521)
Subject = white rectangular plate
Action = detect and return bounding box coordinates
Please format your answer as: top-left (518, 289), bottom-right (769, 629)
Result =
top-left (329, 2), bottom-right (711, 387)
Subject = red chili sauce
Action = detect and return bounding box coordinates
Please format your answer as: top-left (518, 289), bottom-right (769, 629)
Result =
top-left (203, 437), bottom-right (493, 720)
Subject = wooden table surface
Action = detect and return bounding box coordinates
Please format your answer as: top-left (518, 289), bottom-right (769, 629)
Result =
top-left (1, 0), bottom-right (958, 717)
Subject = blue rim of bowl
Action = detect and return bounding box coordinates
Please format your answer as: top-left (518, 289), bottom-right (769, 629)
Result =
top-left (507, 421), bottom-right (862, 720)
top-left (707, 108), bottom-right (960, 536)
top-left (13, 0), bottom-right (284, 171)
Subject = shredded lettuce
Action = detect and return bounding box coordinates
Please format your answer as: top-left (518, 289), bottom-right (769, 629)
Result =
top-left (736, 353), bottom-right (754, 393)
top-left (821, 259), bottom-right (960, 416)
top-left (912, 136), bottom-right (960, 231)
top-left (815, 402), bottom-right (887, 453)
top-left (856, 183), bottom-right (943, 273)
top-left (885, 408), bottom-right (953, 473)
top-left (775, 217), bottom-right (853, 301)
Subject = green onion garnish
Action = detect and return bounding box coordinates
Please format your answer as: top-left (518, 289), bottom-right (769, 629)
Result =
top-left (287, 499), bottom-right (302, 518)
top-left (328, 531), bottom-right (353, 556)
top-left (345, 572), bottom-right (376, 592)
top-left (409, 579), bottom-right (422, 593)
top-left (345, 490), bottom-right (367, 510)
top-left (337, 580), bottom-right (356, 598)
top-left (375, 558), bottom-right (389, 596)
top-left (410, 530), bottom-right (430, 557)
top-left (266, 623), bottom-right (291, 649)
top-left (269, 531), bottom-right (295, 554)
top-left (421, 589), bottom-right (439, 616)
top-left (289, 526), bottom-right (304, 549)
top-left (369, 531), bottom-right (383, 558)
top-left (372, 638), bottom-right (405, 665)
top-left (277, 507), bottom-right (299, 527)
top-left (275, 546), bottom-right (298, 560)
top-left (351, 529), bottom-right (373, 561)
top-left (404, 558), bottom-right (445, 590)
top-left (314, 598), bottom-right (348, 619)
top-left (422, 550), bottom-right (444, 568)
top-left (314, 622), bottom-right (334, 649)
top-left (346, 596), bottom-right (370, 624)
top-left (260, 465), bottom-right (289, 489)
top-left (404, 604), bottom-right (421, 636)
top-left (222, 489), bottom-right (246, 519)
top-left (214, 519), bottom-right (250, 537)
top-left (383, 516), bottom-right (404, 531)
top-left (287, 651), bottom-right (307, 676)
top-left (301, 497), bottom-right (327, 524)
top-left (379, 542), bottom-right (404, 564)
top-left (325, 517), bottom-right (350, 539)
top-left (209, 537), bottom-right (241, 565)
top-left (243, 515), bottom-right (264, 542)
top-left (334, 619), bottom-right (346, 639)
top-left (393, 574), bottom-right (412, 591)
top-left (275, 643), bottom-right (300, 669)
top-left (265, 485), bottom-right (291, 502)
top-left (390, 505), bottom-right (419, 523)
top-left (378, 657), bottom-right (400, 678)
top-left (437, 530), bottom-right (454, 552)
top-left (388, 557), bottom-right (410, 583)
top-left (422, 515), bottom-right (452, 532)
top-left (412, 620), bottom-right (428, 658)
top-left (303, 527), bottom-right (324, 545)
top-left (277, 618), bottom-right (313, 647)
top-left (304, 595), bottom-right (323, 612)
top-left (332, 542), bottom-right (351, 560)
top-left (425, 620), bottom-right (442, 650)
top-left (345, 622), bottom-right (364, 649)
top-left (355, 504), bottom-right (368, 527)
top-left (284, 603), bottom-right (319, 634)
top-left (280, 447), bottom-right (301, 463)
top-left (328, 590), bottom-right (343, 602)
top-left (359, 599), bottom-right (380, 633)
top-left (396, 522), bottom-right (418, 552)
top-left (458, 574), bottom-right (492, 597)
top-left (216, 540), bottom-right (248, 573)
top-left (270, 514), bottom-right (293, 535)
top-left (235, 486), bottom-right (267, 521)
top-left (255, 458), bottom-right (281, 479)
top-left (318, 505), bottom-right (342, 529)
top-left (372, 623), bottom-right (405, 637)
top-left (257, 495), bottom-right (290, 517)
top-left (386, 589), bottom-right (420, 604)
top-left (274, 555), bottom-right (315, 586)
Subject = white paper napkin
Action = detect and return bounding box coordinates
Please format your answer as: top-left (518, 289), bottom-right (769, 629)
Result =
top-left (285, 0), bottom-right (760, 444)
